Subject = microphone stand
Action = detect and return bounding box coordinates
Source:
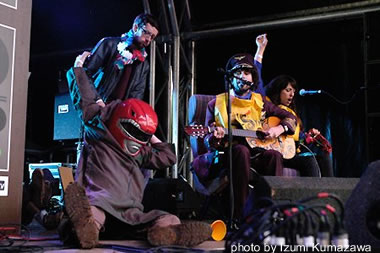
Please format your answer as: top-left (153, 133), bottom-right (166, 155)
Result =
top-left (223, 73), bottom-right (235, 230)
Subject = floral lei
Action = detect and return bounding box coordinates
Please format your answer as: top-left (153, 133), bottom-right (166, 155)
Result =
top-left (115, 29), bottom-right (147, 70)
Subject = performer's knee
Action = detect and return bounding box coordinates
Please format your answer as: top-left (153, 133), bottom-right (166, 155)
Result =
top-left (233, 144), bottom-right (250, 160)
top-left (262, 149), bottom-right (282, 160)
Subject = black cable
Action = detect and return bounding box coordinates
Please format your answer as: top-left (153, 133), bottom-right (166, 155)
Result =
top-left (321, 87), bottom-right (366, 105)
top-left (244, 196), bottom-right (274, 223)
top-left (228, 201), bottom-right (338, 247)
top-left (317, 211), bottom-right (331, 246)
top-left (227, 202), bottom-right (298, 246)
top-left (287, 215), bottom-right (298, 245)
top-left (225, 206), bottom-right (273, 247)
top-left (0, 246), bottom-right (44, 252)
top-left (305, 209), bottom-right (317, 243)
top-left (259, 204), bottom-right (333, 244)
top-left (226, 190), bottom-right (345, 247)
top-left (299, 142), bottom-right (321, 178)
top-left (297, 192), bottom-right (344, 227)
top-left (0, 223), bottom-right (31, 248)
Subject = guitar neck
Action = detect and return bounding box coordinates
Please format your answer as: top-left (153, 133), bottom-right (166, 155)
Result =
top-left (223, 128), bottom-right (258, 138)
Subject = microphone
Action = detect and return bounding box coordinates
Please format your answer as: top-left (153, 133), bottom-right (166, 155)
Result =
top-left (299, 89), bottom-right (322, 96)
top-left (238, 78), bottom-right (254, 87)
top-left (216, 68), bottom-right (254, 87)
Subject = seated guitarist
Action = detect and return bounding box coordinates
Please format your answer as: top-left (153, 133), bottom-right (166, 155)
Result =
top-left (201, 52), bottom-right (300, 220)
top-left (265, 75), bottom-right (334, 177)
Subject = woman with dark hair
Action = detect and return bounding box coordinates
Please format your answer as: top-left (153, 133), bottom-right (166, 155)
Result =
top-left (265, 75), bottom-right (334, 177)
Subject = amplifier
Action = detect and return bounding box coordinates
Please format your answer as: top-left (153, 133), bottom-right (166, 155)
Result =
top-left (53, 92), bottom-right (81, 141)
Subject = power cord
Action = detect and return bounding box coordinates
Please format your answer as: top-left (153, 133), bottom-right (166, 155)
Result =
top-left (321, 87), bottom-right (366, 105)
top-left (225, 192), bottom-right (348, 248)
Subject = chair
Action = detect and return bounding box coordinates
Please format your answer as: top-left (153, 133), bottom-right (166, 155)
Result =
top-left (188, 95), bottom-right (229, 219)
top-left (188, 94), bottom-right (299, 197)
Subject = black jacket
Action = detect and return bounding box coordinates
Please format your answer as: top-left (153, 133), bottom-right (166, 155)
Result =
top-left (66, 37), bottom-right (150, 113)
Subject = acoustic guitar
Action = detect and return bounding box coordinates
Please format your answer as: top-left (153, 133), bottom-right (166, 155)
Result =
top-left (185, 117), bottom-right (296, 159)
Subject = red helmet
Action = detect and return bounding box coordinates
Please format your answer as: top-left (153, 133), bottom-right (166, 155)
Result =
top-left (107, 98), bottom-right (158, 156)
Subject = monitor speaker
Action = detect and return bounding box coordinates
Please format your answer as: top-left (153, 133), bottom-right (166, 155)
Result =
top-left (253, 176), bottom-right (359, 203)
top-left (53, 92), bottom-right (81, 141)
top-left (345, 160), bottom-right (380, 247)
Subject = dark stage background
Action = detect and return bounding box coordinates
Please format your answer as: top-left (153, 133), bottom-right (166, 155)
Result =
top-left (26, 0), bottom-right (380, 178)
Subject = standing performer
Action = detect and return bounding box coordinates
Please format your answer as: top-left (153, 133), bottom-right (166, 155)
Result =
top-left (66, 13), bottom-right (160, 110)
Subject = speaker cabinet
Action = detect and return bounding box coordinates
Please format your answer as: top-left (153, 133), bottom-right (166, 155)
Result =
top-left (53, 92), bottom-right (81, 140)
top-left (142, 178), bottom-right (201, 219)
top-left (345, 160), bottom-right (380, 247)
top-left (0, 1), bottom-right (32, 225)
top-left (254, 176), bottom-right (359, 203)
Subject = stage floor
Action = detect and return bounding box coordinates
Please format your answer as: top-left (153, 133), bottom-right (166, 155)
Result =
top-left (5, 219), bottom-right (225, 252)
